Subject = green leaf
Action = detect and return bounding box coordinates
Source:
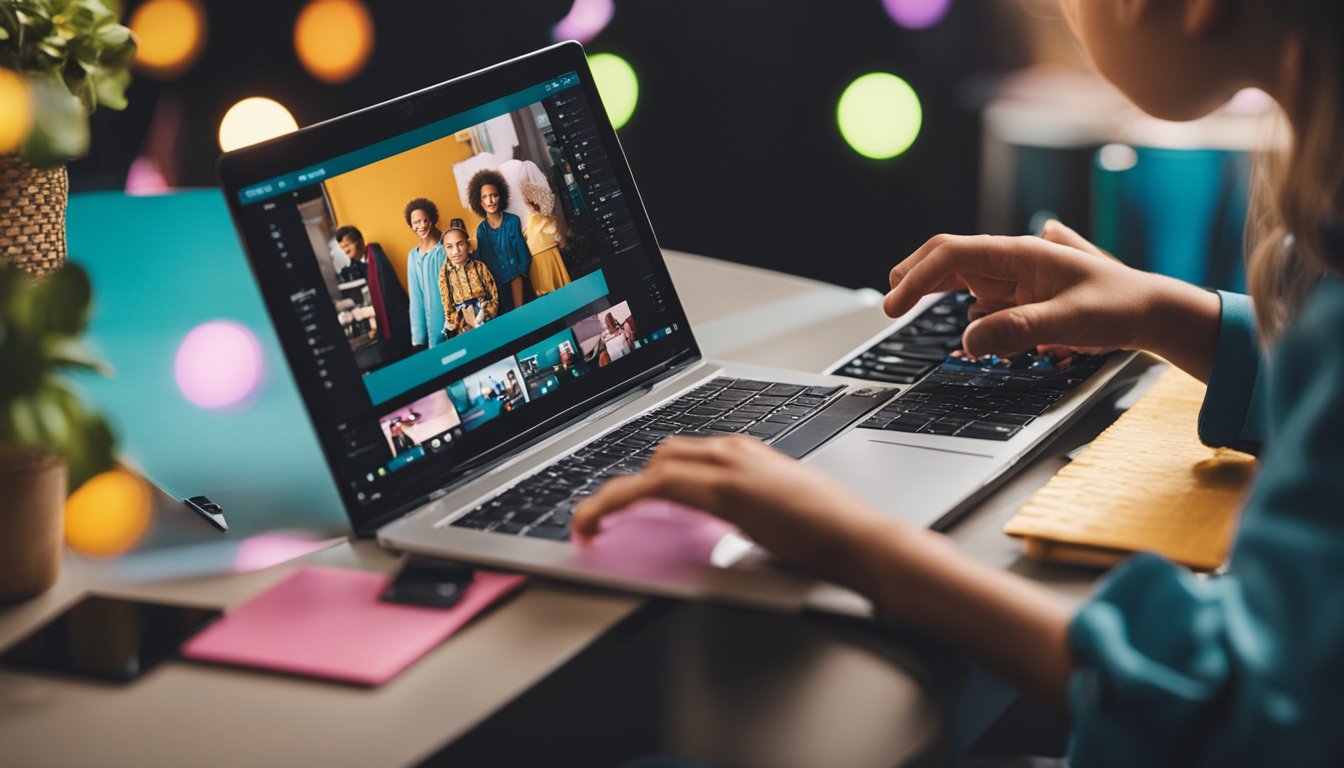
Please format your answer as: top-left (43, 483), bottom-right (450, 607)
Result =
top-left (46, 338), bottom-right (113, 376)
top-left (90, 65), bottom-right (127, 111)
top-left (30, 260), bottom-right (93, 336)
top-left (20, 75), bottom-right (88, 167)
top-left (94, 22), bottom-right (127, 48)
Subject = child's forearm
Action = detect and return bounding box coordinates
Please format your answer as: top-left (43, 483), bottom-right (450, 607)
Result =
top-left (1135, 274), bottom-right (1224, 382)
top-left (841, 522), bottom-right (1076, 715)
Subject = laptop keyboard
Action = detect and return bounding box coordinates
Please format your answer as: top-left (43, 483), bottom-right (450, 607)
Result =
top-left (447, 378), bottom-right (846, 540)
top-left (842, 292), bottom-right (1113, 441)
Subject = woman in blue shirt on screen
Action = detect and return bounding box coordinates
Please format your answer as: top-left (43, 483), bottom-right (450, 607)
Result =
top-left (403, 198), bottom-right (448, 350)
top-left (468, 169), bottom-right (532, 314)
top-left (575, 0), bottom-right (1344, 764)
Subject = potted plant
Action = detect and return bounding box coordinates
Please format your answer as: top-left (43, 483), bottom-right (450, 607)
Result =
top-left (0, 261), bottom-right (114, 600)
top-left (0, 0), bottom-right (135, 276)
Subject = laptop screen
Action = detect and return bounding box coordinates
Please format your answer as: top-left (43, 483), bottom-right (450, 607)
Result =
top-left (220, 44), bottom-right (697, 533)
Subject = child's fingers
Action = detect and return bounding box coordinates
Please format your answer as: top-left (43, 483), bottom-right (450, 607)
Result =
top-left (961, 300), bottom-right (1074, 357)
top-left (571, 462), bottom-right (733, 543)
top-left (1040, 220), bottom-right (1112, 260)
top-left (884, 235), bottom-right (1026, 318)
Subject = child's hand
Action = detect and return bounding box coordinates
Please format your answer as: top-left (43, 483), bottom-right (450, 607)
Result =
top-left (572, 434), bottom-right (892, 587)
top-left (884, 222), bottom-right (1161, 359)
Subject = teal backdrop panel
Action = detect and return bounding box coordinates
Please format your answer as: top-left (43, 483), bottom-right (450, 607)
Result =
top-left (67, 190), bottom-right (348, 537)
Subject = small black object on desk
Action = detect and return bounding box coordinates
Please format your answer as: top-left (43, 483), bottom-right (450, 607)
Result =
top-left (183, 496), bottom-right (228, 532)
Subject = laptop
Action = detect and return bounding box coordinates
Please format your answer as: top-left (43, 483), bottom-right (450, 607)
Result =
top-left (217, 42), bottom-right (1133, 616)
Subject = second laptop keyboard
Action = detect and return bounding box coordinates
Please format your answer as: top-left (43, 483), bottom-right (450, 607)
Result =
top-left (840, 292), bottom-right (1113, 441)
top-left (447, 377), bottom-right (845, 540)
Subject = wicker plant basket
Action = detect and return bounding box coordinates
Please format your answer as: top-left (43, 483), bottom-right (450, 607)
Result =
top-left (0, 153), bottom-right (68, 277)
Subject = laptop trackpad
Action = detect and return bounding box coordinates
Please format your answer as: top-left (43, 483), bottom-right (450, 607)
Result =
top-left (804, 430), bottom-right (998, 529)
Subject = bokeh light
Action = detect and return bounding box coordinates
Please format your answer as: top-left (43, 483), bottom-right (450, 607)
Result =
top-left (0, 68), bottom-right (32, 154)
top-left (294, 0), bottom-right (374, 84)
top-left (65, 469), bottom-right (153, 558)
top-left (129, 0), bottom-right (207, 78)
top-left (235, 533), bottom-right (337, 572)
top-left (218, 97), bottom-right (299, 152)
top-left (589, 52), bottom-right (638, 130)
top-left (553, 0), bottom-right (615, 45)
top-left (883, 0), bottom-right (954, 30)
top-left (837, 72), bottom-right (923, 160)
top-left (1098, 143), bottom-right (1139, 173)
top-left (174, 321), bottom-right (264, 409)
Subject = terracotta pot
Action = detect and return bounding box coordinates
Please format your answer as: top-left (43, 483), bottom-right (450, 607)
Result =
top-left (0, 153), bottom-right (68, 278)
top-left (0, 447), bottom-right (67, 602)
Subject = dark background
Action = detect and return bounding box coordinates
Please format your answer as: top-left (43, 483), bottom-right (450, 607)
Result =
top-left (73, 1), bottom-right (1038, 291)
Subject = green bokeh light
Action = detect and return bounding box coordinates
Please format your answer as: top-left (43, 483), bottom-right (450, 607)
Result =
top-left (589, 52), bottom-right (639, 130)
top-left (837, 72), bottom-right (923, 160)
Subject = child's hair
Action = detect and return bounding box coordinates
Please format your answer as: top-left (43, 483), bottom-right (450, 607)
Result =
top-left (1247, 0), bottom-right (1344, 342)
top-left (467, 169), bottom-right (510, 217)
top-left (403, 198), bottom-right (439, 226)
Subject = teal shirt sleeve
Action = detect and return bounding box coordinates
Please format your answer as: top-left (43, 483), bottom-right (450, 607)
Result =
top-left (1198, 291), bottom-right (1266, 454)
top-left (407, 247), bottom-right (427, 347)
top-left (1067, 278), bottom-right (1344, 767)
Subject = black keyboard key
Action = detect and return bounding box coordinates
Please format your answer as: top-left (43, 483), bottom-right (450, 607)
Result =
top-left (980, 412), bottom-right (1034, 427)
top-left (670, 415), bottom-right (712, 429)
top-left (732, 379), bottom-right (773, 391)
top-left (764, 383), bottom-right (805, 397)
top-left (920, 419), bottom-right (968, 435)
top-left (804, 385), bottom-right (845, 398)
top-left (882, 414), bottom-right (932, 432)
top-left (706, 420), bottom-right (752, 433)
top-left (493, 520), bottom-right (526, 535)
top-left (745, 421), bottom-right (791, 438)
top-left (523, 524), bottom-right (571, 541)
top-left (957, 422), bottom-right (1022, 441)
top-left (859, 414), bottom-right (892, 430)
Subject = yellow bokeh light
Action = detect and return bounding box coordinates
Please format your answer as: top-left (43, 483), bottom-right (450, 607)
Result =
top-left (0, 68), bottom-right (33, 153)
top-left (294, 0), bottom-right (374, 84)
top-left (65, 469), bottom-right (153, 559)
top-left (130, 0), bottom-right (207, 78)
top-left (218, 97), bottom-right (300, 152)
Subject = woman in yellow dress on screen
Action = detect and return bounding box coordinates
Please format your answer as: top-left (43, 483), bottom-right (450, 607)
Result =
top-left (520, 181), bottom-right (572, 296)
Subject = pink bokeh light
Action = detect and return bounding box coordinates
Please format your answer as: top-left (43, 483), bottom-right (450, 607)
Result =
top-left (234, 533), bottom-right (340, 572)
top-left (883, 0), bottom-right (953, 29)
top-left (125, 157), bottom-right (171, 196)
top-left (174, 321), bottom-right (264, 409)
top-left (552, 0), bottom-right (614, 44)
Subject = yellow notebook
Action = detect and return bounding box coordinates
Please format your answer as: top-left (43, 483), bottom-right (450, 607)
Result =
top-left (1003, 365), bottom-right (1255, 571)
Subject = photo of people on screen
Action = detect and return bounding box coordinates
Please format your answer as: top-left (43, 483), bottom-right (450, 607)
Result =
top-left (377, 390), bottom-right (463, 463)
top-left (569, 300), bottom-right (637, 368)
top-left (304, 98), bottom-right (603, 378)
top-left (438, 221), bottom-right (498, 339)
top-left (445, 356), bottom-right (531, 432)
top-left (516, 328), bottom-right (588, 400)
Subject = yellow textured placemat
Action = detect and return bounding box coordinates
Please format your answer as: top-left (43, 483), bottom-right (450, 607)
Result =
top-left (1004, 366), bottom-right (1255, 571)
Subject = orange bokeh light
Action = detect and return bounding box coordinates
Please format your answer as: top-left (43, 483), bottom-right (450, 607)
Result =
top-left (129, 0), bottom-right (207, 79)
top-left (294, 0), bottom-right (374, 84)
top-left (65, 469), bottom-right (154, 559)
top-left (0, 68), bottom-right (33, 153)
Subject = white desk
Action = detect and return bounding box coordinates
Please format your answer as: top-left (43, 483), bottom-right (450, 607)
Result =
top-left (0, 250), bottom-right (1126, 768)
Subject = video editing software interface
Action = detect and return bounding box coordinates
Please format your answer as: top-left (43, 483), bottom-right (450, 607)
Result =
top-left (234, 71), bottom-right (685, 512)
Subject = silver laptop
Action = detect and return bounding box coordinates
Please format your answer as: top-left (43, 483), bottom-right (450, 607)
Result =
top-left (218, 42), bottom-right (1132, 616)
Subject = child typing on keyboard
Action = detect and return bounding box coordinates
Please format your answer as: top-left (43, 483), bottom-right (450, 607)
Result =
top-left (576, 1), bottom-right (1344, 764)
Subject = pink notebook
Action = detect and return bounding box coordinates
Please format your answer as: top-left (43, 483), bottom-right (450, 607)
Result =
top-left (182, 565), bottom-right (527, 685)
